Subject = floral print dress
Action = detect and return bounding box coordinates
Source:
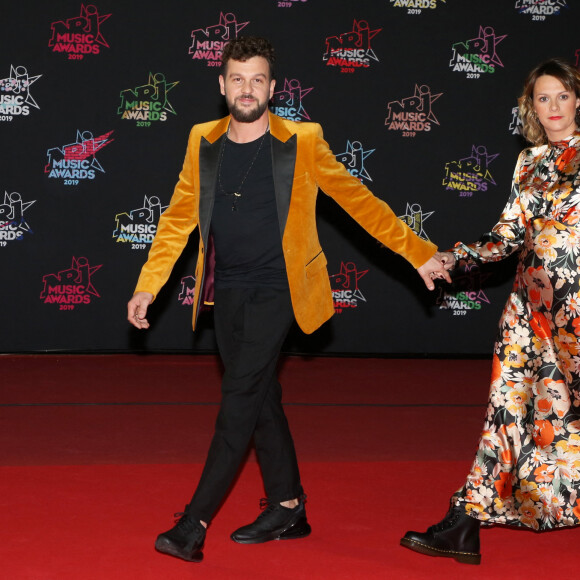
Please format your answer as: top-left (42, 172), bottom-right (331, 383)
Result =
top-left (452, 130), bottom-right (580, 530)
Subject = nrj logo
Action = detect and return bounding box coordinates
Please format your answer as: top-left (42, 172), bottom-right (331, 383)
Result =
top-left (0, 65), bottom-right (41, 121)
top-left (330, 261), bottom-right (368, 313)
top-left (509, 106), bottom-right (523, 135)
top-left (398, 203), bottom-right (433, 241)
top-left (179, 275), bottom-right (197, 306)
top-left (516, 0), bottom-right (567, 17)
top-left (189, 12), bottom-right (249, 66)
top-left (390, 0), bottom-right (445, 12)
top-left (437, 264), bottom-right (491, 314)
top-left (385, 85), bottom-right (441, 135)
top-left (0, 191), bottom-right (35, 245)
top-left (323, 19), bottom-right (381, 72)
top-left (450, 26), bottom-right (506, 76)
top-left (336, 140), bottom-right (374, 182)
top-left (270, 78), bottom-right (313, 122)
top-left (113, 196), bottom-right (168, 247)
top-left (41, 257), bottom-right (102, 308)
top-left (443, 145), bottom-right (499, 197)
top-left (118, 73), bottom-right (178, 123)
top-left (49, 4), bottom-right (111, 59)
top-left (45, 130), bottom-right (114, 184)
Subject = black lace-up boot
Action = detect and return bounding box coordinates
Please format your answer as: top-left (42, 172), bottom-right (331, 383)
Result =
top-left (155, 507), bottom-right (206, 562)
top-left (400, 503), bottom-right (481, 565)
top-left (230, 496), bottom-right (311, 544)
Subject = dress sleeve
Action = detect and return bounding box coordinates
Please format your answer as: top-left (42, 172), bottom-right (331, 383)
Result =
top-left (452, 150), bottom-right (527, 264)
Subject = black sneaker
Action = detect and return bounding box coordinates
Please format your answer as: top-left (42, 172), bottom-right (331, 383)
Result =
top-left (230, 497), bottom-right (312, 544)
top-left (155, 507), bottom-right (206, 562)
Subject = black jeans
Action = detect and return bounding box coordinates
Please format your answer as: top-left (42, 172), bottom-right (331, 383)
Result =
top-left (188, 286), bottom-right (302, 523)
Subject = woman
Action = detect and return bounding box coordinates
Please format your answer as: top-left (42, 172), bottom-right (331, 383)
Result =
top-left (401, 58), bottom-right (580, 565)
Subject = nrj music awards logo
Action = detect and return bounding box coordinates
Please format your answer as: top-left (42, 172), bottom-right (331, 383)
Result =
top-left (113, 196), bottom-right (168, 247)
top-left (336, 140), bottom-right (374, 182)
top-left (118, 73), bottom-right (178, 124)
top-left (323, 19), bottom-right (381, 72)
top-left (443, 145), bottom-right (499, 197)
top-left (516, 0), bottom-right (567, 17)
top-left (330, 261), bottom-right (368, 313)
top-left (49, 4), bottom-right (111, 59)
top-left (270, 78), bottom-right (313, 122)
top-left (189, 12), bottom-right (249, 66)
top-left (0, 191), bottom-right (35, 245)
top-left (390, 0), bottom-right (445, 13)
top-left (385, 85), bottom-right (441, 136)
top-left (45, 130), bottom-right (114, 184)
top-left (0, 65), bottom-right (41, 121)
top-left (398, 203), bottom-right (433, 241)
top-left (437, 264), bottom-right (491, 315)
top-left (41, 257), bottom-right (102, 309)
top-left (450, 26), bottom-right (506, 77)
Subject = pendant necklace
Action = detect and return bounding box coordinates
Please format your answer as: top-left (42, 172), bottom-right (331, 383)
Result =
top-left (217, 126), bottom-right (269, 211)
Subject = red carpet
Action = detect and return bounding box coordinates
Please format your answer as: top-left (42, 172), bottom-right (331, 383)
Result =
top-left (1, 355), bottom-right (578, 578)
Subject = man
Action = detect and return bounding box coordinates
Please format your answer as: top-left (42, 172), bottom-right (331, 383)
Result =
top-left (127, 36), bottom-right (450, 563)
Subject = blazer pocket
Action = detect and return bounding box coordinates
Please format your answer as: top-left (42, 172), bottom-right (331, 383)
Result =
top-left (292, 171), bottom-right (311, 187)
top-left (305, 251), bottom-right (327, 279)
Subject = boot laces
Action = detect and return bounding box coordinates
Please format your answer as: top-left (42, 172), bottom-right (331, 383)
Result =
top-left (429, 507), bottom-right (461, 533)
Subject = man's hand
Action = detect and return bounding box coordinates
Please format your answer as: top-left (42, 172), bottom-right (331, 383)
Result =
top-left (127, 291), bottom-right (154, 329)
top-left (416, 253), bottom-right (453, 291)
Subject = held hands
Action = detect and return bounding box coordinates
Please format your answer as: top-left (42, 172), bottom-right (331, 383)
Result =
top-left (416, 251), bottom-right (456, 291)
top-left (438, 251), bottom-right (456, 271)
top-left (127, 291), bottom-right (154, 329)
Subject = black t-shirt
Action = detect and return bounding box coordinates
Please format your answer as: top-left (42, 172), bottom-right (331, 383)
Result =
top-left (210, 133), bottom-right (288, 289)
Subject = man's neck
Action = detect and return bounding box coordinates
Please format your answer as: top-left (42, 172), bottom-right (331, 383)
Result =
top-left (227, 114), bottom-right (270, 143)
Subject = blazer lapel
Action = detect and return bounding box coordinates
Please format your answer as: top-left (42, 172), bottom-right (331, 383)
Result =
top-left (198, 127), bottom-right (227, 243)
top-left (269, 113), bottom-right (297, 237)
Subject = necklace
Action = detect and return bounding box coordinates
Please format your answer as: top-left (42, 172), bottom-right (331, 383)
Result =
top-left (217, 126), bottom-right (269, 211)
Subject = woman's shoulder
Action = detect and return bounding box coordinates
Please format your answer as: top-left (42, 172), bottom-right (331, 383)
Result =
top-left (521, 143), bottom-right (547, 158)
top-left (517, 143), bottom-right (547, 168)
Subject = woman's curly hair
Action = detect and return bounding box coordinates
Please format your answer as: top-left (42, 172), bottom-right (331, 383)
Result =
top-left (518, 58), bottom-right (580, 146)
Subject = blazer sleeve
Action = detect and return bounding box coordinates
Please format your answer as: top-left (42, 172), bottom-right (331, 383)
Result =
top-left (309, 123), bottom-right (437, 269)
top-left (134, 127), bottom-right (200, 300)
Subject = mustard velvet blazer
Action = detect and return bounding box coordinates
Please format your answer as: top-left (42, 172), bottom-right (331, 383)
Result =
top-left (135, 112), bottom-right (437, 334)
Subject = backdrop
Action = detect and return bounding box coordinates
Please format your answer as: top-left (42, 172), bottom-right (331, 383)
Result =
top-left (1, 0), bottom-right (578, 355)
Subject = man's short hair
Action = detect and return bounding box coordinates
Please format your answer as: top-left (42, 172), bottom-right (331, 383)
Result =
top-left (221, 36), bottom-right (275, 79)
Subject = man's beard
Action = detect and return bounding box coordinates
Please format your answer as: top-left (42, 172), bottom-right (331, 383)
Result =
top-left (227, 94), bottom-right (269, 123)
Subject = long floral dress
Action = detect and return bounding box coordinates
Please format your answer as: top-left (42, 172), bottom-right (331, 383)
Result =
top-left (452, 130), bottom-right (580, 530)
